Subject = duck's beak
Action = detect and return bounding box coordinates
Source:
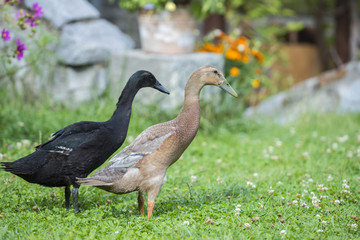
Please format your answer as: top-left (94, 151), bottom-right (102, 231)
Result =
top-left (219, 79), bottom-right (238, 98)
top-left (153, 81), bottom-right (170, 95)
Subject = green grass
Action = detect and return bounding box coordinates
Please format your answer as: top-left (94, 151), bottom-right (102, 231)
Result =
top-left (0, 93), bottom-right (359, 239)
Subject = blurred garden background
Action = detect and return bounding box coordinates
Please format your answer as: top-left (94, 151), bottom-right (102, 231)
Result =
top-left (0, 0), bottom-right (360, 239)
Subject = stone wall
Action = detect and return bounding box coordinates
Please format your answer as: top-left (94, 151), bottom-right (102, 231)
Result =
top-left (2, 0), bottom-right (223, 109)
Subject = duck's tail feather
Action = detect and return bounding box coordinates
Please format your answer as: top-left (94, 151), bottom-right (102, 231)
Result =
top-left (76, 177), bottom-right (112, 186)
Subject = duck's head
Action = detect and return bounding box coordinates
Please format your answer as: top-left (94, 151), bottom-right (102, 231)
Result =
top-left (132, 70), bottom-right (170, 94)
top-left (193, 66), bottom-right (238, 97)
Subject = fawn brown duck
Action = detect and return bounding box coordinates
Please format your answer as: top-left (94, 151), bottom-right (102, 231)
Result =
top-left (77, 66), bottom-right (237, 218)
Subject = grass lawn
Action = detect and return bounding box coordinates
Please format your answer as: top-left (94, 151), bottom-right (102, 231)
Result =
top-left (0, 97), bottom-right (359, 239)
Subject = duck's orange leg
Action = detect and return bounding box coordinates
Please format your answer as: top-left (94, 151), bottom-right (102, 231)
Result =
top-left (147, 201), bottom-right (155, 219)
top-left (138, 192), bottom-right (145, 216)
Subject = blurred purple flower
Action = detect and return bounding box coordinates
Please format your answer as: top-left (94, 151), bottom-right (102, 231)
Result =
top-left (143, 3), bottom-right (155, 10)
top-left (15, 38), bottom-right (26, 60)
top-left (1, 29), bottom-right (11, 42)
top-left (32, 3), bottom-right (43, 19)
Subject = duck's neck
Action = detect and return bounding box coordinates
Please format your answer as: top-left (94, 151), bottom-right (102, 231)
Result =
top-left (108, 85), bottom-right (139, 129)
top-left (176, 80), bottom-right (203, 136)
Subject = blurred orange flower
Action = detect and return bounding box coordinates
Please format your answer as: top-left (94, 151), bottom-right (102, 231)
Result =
top-left (230, 67), bottom-right (240, 76)
top-left (252, 49), bottom-right (264, 64)
top-left (252, 79), bottom-right (260, 88)
top-left (199, 43), bottom-right (223, 53)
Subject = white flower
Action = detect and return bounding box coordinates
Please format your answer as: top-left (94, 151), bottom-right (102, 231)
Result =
top-left (312, 131), bottom-right (318, 138)
top-left (322, 221), bottom-right (327, 227)
top-left (277, 181), bottom-right (283, 185)
top-left (275, 139), bottom-right (282, 147)
top-left (327, 175), bottom-right (333, 182)
top-left (235, 208), bottom-right (241, 212)
top-left (271, 155), bottom-right (279, 160)
top-left (332, 142), bottom-right (338, 150)
top-left (183, 221), bottom-right (189, 225)
top-left (16, 142), bottom-right (22, 149)
top-left (253, 173), bottom-right (258, 177)
top-left (292, 200), bottom-right (298, 205)
top-left (347, 150), bottom-right (353, 158)
top-left (268, 186), bottom-right (274, 194)
top-left (338, 135), bottom-right (349, 143)
top-left (191, 176), bottom-right (197, 182)
top-left (326, 148), bottom-right (332, 154)
top-left (244, 223), bottom-right (251, 229)
top-left (316, 229), bottom-right (324, 233)
top-left (0, 153), bottom-right (3, 161)
top-left (334, 200), bottom-right (340, 205)
top-left (342, 179), bottom-right (350, 189)
top-left (280, 230), bottom-right (286, 238)
top-left (316, 214), bottom-right (322, 219)
top-left (351, 223), bottom-right (358, 232)
top-left (308, 178), bottom-right (313, 183)
top-left (115, 231), bottom-right (119, 234)
top-left (216, 177), bottom-right (223, 183)
top-left (237, 44), bottom-right (245, 52)
top-left (268, 146), bottom-right (274, 154)
top-left (246, 181), bottom-right (256, 188)
top-left (320, 136), bottom-right (326, 141)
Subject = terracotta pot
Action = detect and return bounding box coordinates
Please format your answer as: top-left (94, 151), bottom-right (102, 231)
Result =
top-left (138, 9), bottom-right (196, 54)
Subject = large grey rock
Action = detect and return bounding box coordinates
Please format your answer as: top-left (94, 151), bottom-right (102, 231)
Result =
top-left (57, 19), bottom-right (135, 66)
top-left (52, 64), bottom-right (107, 105)
top-left (24, 0), bottom-right (100, 28)
top-left (244, 62), bottom-right (360, 124)
top-left (109, 50), bottom-right (224, 110)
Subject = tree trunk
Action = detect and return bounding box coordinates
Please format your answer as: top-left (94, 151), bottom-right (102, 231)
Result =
top-left (314, 0), bottom-right (331, 70)
top-left (334, 0), bottom-right (351, 64)
top-left (202, 13), bottom-right (226, 35)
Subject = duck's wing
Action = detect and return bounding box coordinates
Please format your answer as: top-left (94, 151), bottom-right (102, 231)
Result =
top-left (35, 121), bottom-right (103, 155)
top-left (109, 122), bottom-right (176, 168)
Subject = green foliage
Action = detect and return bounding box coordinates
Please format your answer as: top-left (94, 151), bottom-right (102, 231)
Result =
top-left (0, 94), bottom-right (359, 239)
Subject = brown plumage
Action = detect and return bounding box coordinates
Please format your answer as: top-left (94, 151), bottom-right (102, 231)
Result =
top-left (77, 66), bottom-right (238, 218)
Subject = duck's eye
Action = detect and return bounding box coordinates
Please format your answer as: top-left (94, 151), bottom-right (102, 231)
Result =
top-left (213, 70), bottom-right (218, 74)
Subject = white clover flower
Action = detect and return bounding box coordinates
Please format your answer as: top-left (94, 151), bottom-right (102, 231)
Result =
top-left (342, 180), bottom-right (350, 189)
top-left (326, 148), bottom-right (332, 154)
top-left (275, 139), bottom-right (282, 147)
top-left (292, 200), bottom-right (298, 205)
top-left (268, 146), bottom-right (274, 154)
top-left (235, 208), bottom-right (241, 212)
top-left (332, 143), bottom-right (338, 150)
top-left (216, 177), bottom-right (223, 183)
top-left (347, 150), bottom-right (353, 158)
top-left (308, 178), bottom-right (313, 183)
top-left (327, 175), bottom-right (333, 182)
top-left (351, 223), bottom-right (358, 232)
top-left (16, 142), bottom-right (22, 149)
top-left (322, 221), bottom-right (327, 227)
top-left (268, 186), bottom-right (274, 194)
top-left (115, 231), bottom-right (119, 234)
top-left (244, 223), bottom-right (251, 229)
top-left (316, 214), bottom-right (322, 219)
top-left (338, 135), bottom-right (349, 143)
top-left (316, 229), bottom-right (324, 233)
top-left (271, 155), bottom-right (279, 160)
top-left (183, 221), bottom-right (190, 225)
top-left (280, 230), bottom-right (286, 238)
top-left (253, 173), bottom-right (258, 177)
top-left (334, 200), bottom-right (340, 205)
top-left (191, 176), bottom-right (197, 182)
top-left (246, 181), bottom-right (256, 188)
